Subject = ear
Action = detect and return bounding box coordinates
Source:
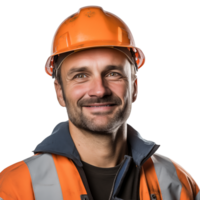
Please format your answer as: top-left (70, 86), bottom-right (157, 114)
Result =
top-left (54, 79), bottom-right (66, 107)
top-left (132, 78), bottom-right (138, 103)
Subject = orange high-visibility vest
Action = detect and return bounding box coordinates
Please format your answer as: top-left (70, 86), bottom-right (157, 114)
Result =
top-left (0, 153), bottom-right (199, 200)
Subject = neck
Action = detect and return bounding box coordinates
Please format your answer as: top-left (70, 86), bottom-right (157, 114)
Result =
top-left (69, 120), bottom-right (128, 168)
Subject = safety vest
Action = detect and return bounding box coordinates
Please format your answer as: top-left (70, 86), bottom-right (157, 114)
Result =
top-left (0, 153), bottom-right (199, 200)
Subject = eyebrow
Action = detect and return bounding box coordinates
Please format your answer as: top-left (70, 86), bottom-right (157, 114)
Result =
top-left (67, 65), bottom-right (124, 76)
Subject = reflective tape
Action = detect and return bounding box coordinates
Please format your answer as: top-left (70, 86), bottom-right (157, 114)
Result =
top-left (151, 154), bottom-right (182, 200)
top-left (24, 154), bottom-right (63, 200)
top-left (196, 191), bottom-right (200, 200)
top-left (0, 197), bottom-right (3, 200)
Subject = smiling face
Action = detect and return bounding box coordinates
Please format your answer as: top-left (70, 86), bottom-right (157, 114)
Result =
top-left (54, 47), bottom-right (137, 134)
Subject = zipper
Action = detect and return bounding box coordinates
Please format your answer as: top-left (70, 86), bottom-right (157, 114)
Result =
top-left (108, 157), bottom-right (128, 200)
top-left (108, 144), bottom-right (160, 200)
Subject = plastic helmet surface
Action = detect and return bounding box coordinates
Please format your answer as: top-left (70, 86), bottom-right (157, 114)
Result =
top-left (43, 5), bottom-right (147, 77)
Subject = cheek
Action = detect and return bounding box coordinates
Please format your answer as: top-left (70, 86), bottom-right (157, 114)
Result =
top-left (109, 84), bottom-right (127, 98)
top-left (66, 84), bottom-right (88, 102)
top-left (112, 81), bottom-right (130, 104)
top-left (113, 80), bottom-right (129, 91)
top-left (109, 81), bottom-right (129, 105)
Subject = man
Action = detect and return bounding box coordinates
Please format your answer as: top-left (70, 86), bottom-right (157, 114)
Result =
top-left (54, 47), bottom-right (138, 168)
top-left (0, 6), bottom-right (199, 200)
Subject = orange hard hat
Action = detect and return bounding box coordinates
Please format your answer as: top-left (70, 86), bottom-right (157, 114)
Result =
top-left (45, 6), bottom-right (145, 76)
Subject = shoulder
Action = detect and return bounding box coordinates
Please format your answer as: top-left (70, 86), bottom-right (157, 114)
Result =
top-left (144, 154), bottom-right (200, 200)
top-left (0, 160), bottom-right (30, 185)
top-left (151, 152), bottom-right (198, 182)
top-left (0, 157), bottom-right (35, 200)
top-left (0, 153), bottom-right (48, 177)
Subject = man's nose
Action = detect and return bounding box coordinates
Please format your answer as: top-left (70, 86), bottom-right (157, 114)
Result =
top-left (87, 77), bottom-right (112, 98)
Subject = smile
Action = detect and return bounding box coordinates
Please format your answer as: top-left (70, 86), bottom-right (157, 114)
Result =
top-left (83, 103), bottom-right (117, 112)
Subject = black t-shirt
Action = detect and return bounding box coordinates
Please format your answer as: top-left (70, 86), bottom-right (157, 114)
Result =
top-left (82, 161), bottom-right (121, 200)
top-left (82, 144), bottom-right (138, 200)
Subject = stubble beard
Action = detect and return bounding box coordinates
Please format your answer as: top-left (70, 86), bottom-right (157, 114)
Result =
top-left (66, 99), bottom-right (131, 135)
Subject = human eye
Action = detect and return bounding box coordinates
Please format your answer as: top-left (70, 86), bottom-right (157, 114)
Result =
top-left (73, 72), bottom-right (121, 79)
top-left (109, 72), bottom-right (120, 75)
top-left (74, 73), bottom-right (85, 79)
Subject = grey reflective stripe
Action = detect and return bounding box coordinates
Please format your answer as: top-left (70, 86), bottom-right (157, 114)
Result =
top-left (151, 154), bottom-right (182, 200)
top-left (196, 191), bottom-right (200, 200)
top-left (0, 197), bottom-right (4, 200)
top-left (24, 154), bottom-right (63, 200)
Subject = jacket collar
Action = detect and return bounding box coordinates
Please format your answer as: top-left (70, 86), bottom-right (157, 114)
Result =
top-left (33, 121), bottom-right (159, 167)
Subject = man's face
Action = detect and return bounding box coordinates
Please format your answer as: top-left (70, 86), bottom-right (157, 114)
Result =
top-left (54, 47), bottom-right (137, 134)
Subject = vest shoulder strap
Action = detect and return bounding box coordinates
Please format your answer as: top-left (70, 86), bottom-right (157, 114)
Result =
top-left (24, 153), bottom-right (87, 200)
top-left (141, 154), bottom-right (199, 200)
